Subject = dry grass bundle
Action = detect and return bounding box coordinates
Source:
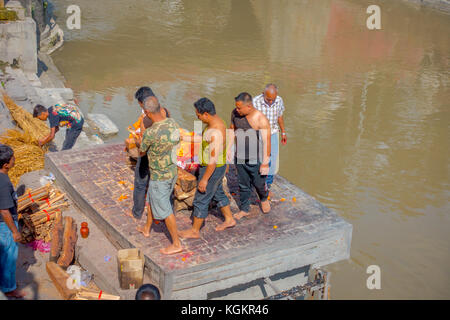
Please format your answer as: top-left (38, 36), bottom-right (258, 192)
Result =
top-left (2, 93), bottom-right (50, 142)
top-left (0, 93), bottom-right (51, 185)
top-left (0, 129), bottom-right (47, 186)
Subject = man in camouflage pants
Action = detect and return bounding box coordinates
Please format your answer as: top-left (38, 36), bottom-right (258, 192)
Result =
top-left (136, 96), bottom-right (183, 255)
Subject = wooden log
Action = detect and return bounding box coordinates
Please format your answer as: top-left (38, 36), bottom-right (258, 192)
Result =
top-left (57, 216), bottom-right (77, 268)
top-left (173, 183), bottom-right (196, 200)
top-left (183, 194), bottom-right (195, 208)
top-left (46, 262), bottom-right (78, 300)
top-left (50, 211), bottom-right (63, 262)
top-left (177, 167), bottom-right (197, 192)
top-left (174, 199), bottom-right (189, 212)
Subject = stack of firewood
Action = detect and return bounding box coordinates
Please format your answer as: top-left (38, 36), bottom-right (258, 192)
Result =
top-left (173, 168), bottom-right (197, 212)
top-left (50, 215), bottom-right (78, 268)
top-left (18, 184), bottom-right (69, 243)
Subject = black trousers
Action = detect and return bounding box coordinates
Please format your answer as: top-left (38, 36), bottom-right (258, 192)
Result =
top-left (235, 160), bottom-right (268, 212)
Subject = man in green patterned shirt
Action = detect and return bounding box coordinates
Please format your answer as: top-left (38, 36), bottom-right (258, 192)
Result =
top-left (136, 96), bottom-right (183, 255)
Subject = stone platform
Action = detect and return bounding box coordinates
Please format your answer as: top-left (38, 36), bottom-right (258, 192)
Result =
top-left (45, 143), bottom-right (352, 299)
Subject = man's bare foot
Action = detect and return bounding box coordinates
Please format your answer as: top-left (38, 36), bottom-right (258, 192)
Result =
top-left (261, 200), bottom-right (271, 214)
top-left (125, 211), bottom-right (137, 222)
top-left (5, 289), bottom-right (26, 298)
top-left (160, 244), bottom-right (183, 255)
top-left (215, 219), bottom-right (236, 231)
top-left (178, 229), bottom-right (200, 239)
top-left (233, 211), bottom-right (250, 220)
top-left (137, 225), bottom-right (150, 237)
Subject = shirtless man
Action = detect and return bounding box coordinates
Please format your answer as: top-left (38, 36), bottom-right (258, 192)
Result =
top-left (230, 92), bottom-right (271, 219)
top-left (178, 98), bottom-right (236, 239)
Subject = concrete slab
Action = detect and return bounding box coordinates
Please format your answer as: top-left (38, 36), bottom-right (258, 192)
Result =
top-left (86, 113), bottom-right (120, 137)
top-left (45, 143), bottom-right (353, 299)
top-left (0, 94), bottom-right (15, 134)
top-left (0, 18), bottom-right (37, 74)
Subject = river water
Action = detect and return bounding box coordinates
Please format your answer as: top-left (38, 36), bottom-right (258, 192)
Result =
top-left (51, 0), bottom-right (449, 299)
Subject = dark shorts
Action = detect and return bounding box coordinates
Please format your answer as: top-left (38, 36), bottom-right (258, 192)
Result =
top-left (193, 165), bottom-right (230, 219)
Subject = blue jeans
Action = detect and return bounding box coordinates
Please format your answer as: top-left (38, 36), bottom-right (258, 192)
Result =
top-left (61, 119), bottom-right (84, 151)
top-left (266, 132), bottom-right (279, 188)
top-left (0, 221), bottom-right (18, 293)
top-left (193, 165), bottom-right (230, 219)
top-left (132, 156), bottom-right (150, 219)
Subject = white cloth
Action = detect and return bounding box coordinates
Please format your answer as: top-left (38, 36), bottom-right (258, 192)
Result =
top-left (253, 94), bottom-right (285, 134)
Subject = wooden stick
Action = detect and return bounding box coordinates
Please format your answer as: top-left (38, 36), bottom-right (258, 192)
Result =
top-left (31, 202), bottom-right (68, 218)
top-left (18, 185), bottom-right (49, 202)
top-left (77, 287), bottom-right (120, 300)
top-left (18, 186), bottom-right (51, 211)
top-left (34, 193), bottom-right (66, 211)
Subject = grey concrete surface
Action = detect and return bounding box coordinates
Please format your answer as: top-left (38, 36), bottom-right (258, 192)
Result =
top-left (0, 94), bottom-right (15, 135)
top-left (0, 17), bottom-right (37, 74)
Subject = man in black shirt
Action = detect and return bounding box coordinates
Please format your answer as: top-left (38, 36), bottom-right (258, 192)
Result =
top-left (0, 144), bottom-right (25, 298)
top-left (33, 103), bottom-right (85, 151)
top-left (230, 92), bottom-right (272, 219)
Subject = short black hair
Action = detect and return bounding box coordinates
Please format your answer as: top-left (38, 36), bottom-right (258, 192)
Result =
top-left (194, 97), bottom-right (216, 115)
top-left (33, 104), bottom-right (48, 118)
top-left (0, 144), bottom-right (14, 169)
top-left (135, 284), bottom-right (161, 300)
top-left (234, 92), bottom-right (252, 103)
top-left (135, 87), bottom-right (155, 104)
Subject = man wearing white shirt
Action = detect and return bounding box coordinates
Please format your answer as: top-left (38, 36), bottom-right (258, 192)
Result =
top-left (253, 84), bottom-right (287, 191)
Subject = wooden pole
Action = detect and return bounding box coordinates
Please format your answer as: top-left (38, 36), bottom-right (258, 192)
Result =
top-left (46, 262), bottom-right (78, 300)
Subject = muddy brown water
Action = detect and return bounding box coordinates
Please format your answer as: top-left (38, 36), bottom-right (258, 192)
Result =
top-left (51, 0), bottom-right (449, 299)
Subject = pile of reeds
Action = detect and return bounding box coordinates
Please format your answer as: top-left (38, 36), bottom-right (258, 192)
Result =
top-left (0, 129), bottom-right (47, 186)
top-left (0, 93), bottom-right (50, 185)
top-left (2, 94), bottom-right (50, 142)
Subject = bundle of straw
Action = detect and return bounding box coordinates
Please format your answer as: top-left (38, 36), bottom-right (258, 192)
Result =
top-left (0, 129), bottom-right (47, 185)
top-left (0, 93), bottom-right (50, 185)
top-left (2, 93), bottom-right (50, 142)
